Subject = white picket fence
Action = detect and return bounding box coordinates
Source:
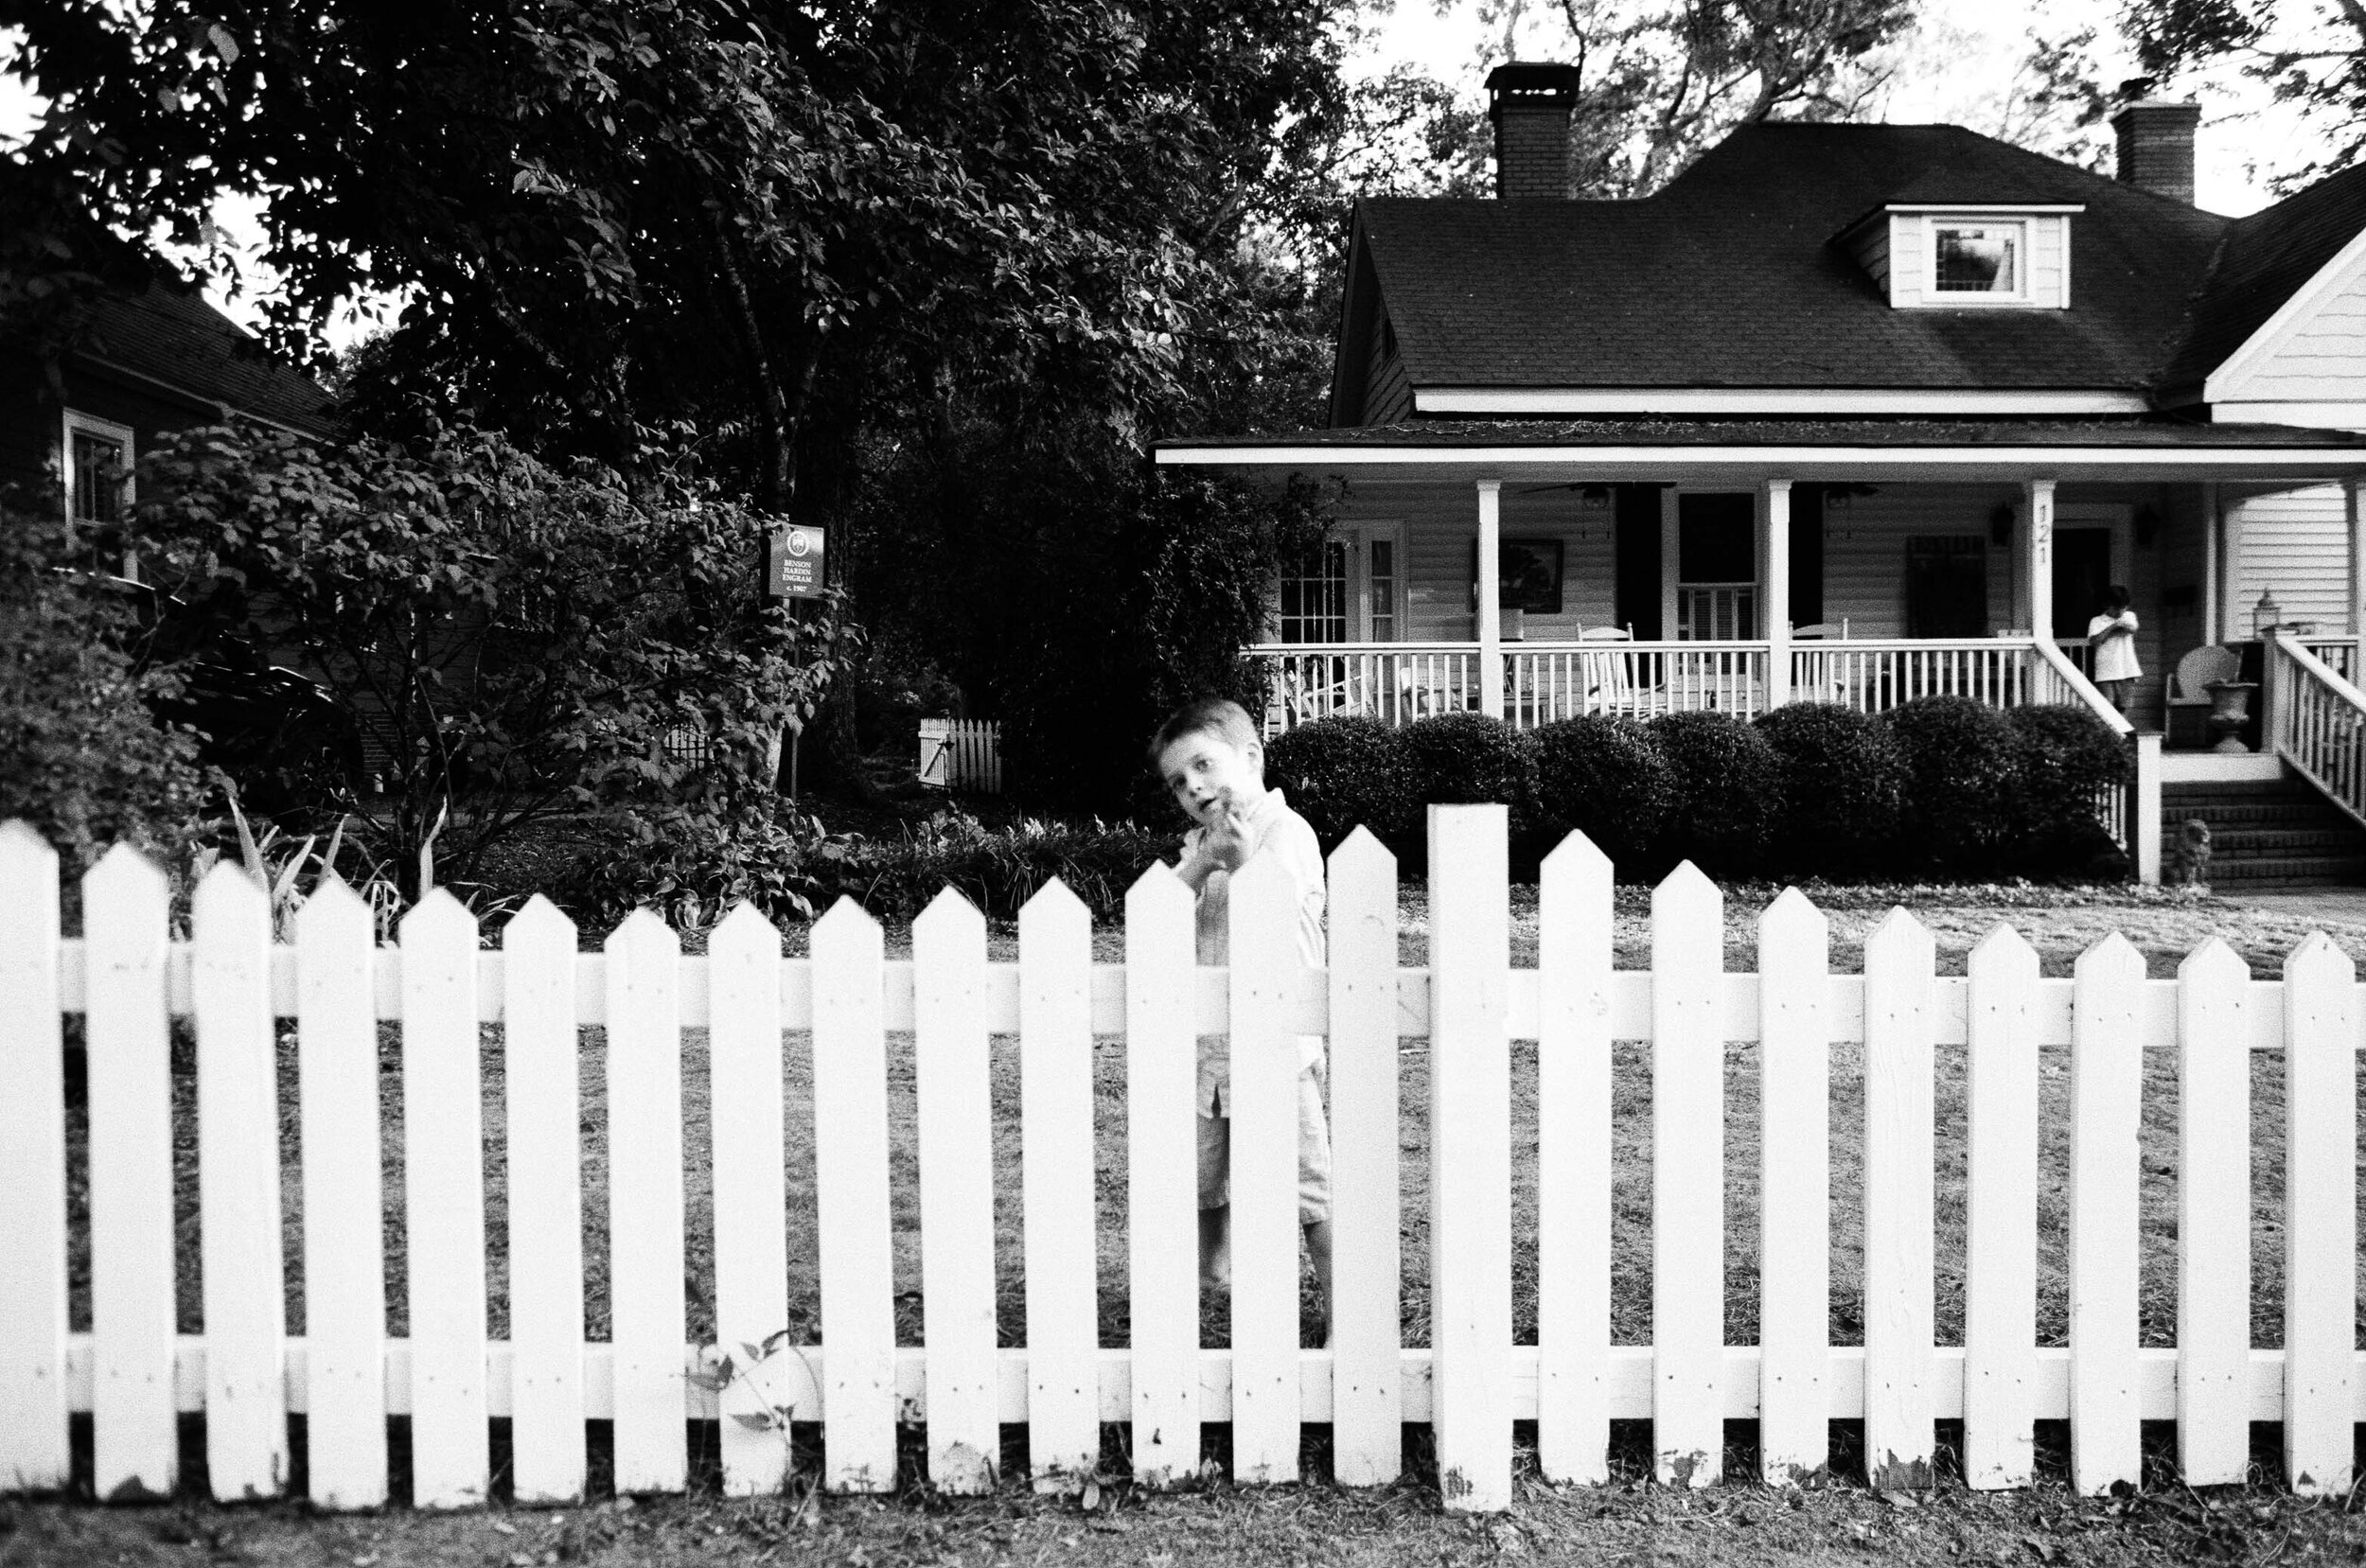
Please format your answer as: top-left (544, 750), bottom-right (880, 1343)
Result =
top-left (918, 719), bottom-right (1003, 794)
top-left (0, 809), bottom-right (2360, 1515)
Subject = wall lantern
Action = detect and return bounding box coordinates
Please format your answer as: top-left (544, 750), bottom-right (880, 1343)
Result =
top-left (2255, 587), bottom-right (2282, 637)
top-left (1579, 484), bottom-right (1613, 511)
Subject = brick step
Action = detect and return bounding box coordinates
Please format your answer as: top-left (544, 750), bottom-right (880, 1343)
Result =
top-left (2204, 856), bottom-right (2366, 885)
top-left (2167, 804), bottom-right (2347, 828)
top-left (2207, 828), bottom-right (2366, 854)
top-left (2162, 789), bottom-right (2326, 810)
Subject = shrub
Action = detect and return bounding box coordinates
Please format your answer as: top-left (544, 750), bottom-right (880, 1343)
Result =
top-left (1262, 715), bottom-right (1420, 854)
top-left (1529, 714), bottom-right (1675, 874)
top-left (1399, 711), bottom-right (1540, 869)
top-left (2006, 704), bottom-right (2130, 875)
top-left (1755, 703), bottom-right (1908, 879)
top-left (1647, 710), bottom-right (1784, 877)
top-left (565, 795), bottom-right (829, 930)
top-left (1880, 696), bottom-right (2027, 876)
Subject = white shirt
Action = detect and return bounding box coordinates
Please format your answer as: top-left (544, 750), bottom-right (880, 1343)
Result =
top-left (1182, 786), bottom-right (1326, 1113)
top-left (2088, 609), bottom-right (2141, 682)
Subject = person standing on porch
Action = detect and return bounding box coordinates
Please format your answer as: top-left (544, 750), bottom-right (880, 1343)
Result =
top-left (2087, 585), bottom-right (2141, 713)
top-left (1150, 696), bottom-right (1335, 1337)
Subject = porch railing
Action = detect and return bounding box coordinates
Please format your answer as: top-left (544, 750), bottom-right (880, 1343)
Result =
top-left (1790, 639), bottom-right (2047, 714)
top-left (2265, 631), bottom-right (2366, 832)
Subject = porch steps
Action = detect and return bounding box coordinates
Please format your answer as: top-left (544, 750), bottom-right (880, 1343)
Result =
top-left (2160, 775), bottom-right (2366, 890)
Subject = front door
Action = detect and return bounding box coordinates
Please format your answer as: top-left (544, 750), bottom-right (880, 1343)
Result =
top-left (2052, 525), bottom-right (2115, 672)
top-left (1906, 537), bottom-right (1988, 638)
top-left (1672, 492), bottom-right (1757, 640)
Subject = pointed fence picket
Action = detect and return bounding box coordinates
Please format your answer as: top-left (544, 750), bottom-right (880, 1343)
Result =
top-left (9, 810), bottom-right (2366, 1518)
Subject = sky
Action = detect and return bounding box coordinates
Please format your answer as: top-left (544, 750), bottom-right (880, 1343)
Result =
top-left (0, 1), bottom-right (2344, 347)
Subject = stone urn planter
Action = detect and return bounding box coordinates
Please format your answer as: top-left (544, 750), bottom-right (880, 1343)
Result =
top-left (2203, 678), bottom-right (2258, 753)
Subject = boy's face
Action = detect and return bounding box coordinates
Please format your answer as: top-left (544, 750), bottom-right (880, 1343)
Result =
top-left (1157, 727), bottom-right (1264, 826)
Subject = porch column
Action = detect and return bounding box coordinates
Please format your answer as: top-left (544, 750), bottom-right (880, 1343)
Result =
top-left (1477, 480), bottom-right (1504, 718)
top-left (2201, 482), bottom-right (2221, 644)
top-left (2347, 478), bottom-right (2365, 634)
top-left (2023, 479), bottom-right (2057, 643)
top-left (1762, 479), bottom-right (1792, 708)
top-left (2222, 492), bottom-right (2245, 643)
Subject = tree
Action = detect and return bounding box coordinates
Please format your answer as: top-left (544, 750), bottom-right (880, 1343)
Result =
top-left (2123, 0), bottom-right (2366, 183)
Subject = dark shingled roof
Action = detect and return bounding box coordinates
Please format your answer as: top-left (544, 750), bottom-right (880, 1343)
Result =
top-left (1162, 417), bottom-right (2366, 449)
top-left (2154, 163), bottom-right (2366, 397)
top-left (1356, 121), bottom-right (2230, 397)
top-left (76, 277), bottom-right (333, 434)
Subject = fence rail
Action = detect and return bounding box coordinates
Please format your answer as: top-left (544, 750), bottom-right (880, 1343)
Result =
top-left (0, 812), bottom-right (2354, 1514)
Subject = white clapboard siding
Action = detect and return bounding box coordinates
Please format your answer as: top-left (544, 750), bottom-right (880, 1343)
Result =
top-left (400, 891), bottom-right (490, 1507)
top-left (2281, 933), bottom-right (2357, 1497)
top-left (0, 822), bottom-right (68, 1493)
top-left (1862, 907), bottom-right (1935, 1491)
top-left (1124, 866), bottom-right (1199, 1490)
top-left (296, 878), bottom-right (387, 1510)
top-left (1962, 925), bottom-right (2039, 1489)
top-left (84, 846), bottom-right (178, 1501)
top-left (709, 901), bottom-right (791, 1497)
top-left (1019, 879), bottom-right (1098, 1489)
top-left (503, 895), bottom-right (586, 1505)
top-left (1535, 832), bottom-right (1611, 1486)
top-left (1327, 830), bottom-right (1402, 1488)
top-left (1651, 862), bottom-right (1723, 1488)
top-left (2068, 934), bottom-right (2144, 1495)
top-left (914, 890), bottom-right (999, 1494)
top-left (1757, 889), bottom-right (1829, 1486)
top-left (811, 899), bottom-right (897, 1493)
top-left (1428, 807), bottom-right (1513, 1511)
top-left (606, 910), bottom-right (688, 1494)
top-left (2175, 939), bottom-right (2251, 1486)
top-left (1229, 852), bottom-right (1304, 1484)
top-left (191, 864), bottom-right (289, 1500)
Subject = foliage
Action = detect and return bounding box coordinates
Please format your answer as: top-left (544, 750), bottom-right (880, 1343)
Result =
top-left (2122, 0), bottom-right (2366, 185)
top-left (1755, 703), bottom-right (1908, 880)
top-left (1528, 714), bottom-right (1676, 875)
top-left (132, 419), bottom-right (856, 900)
top-left (1263, 714), bottom-right (1421, 854)
top-left (566, 795), bottom-right (829, 931)
top-left (1401, 711), bottom-right (1540, 812)
top-left (2006, 704), bottom-right (2131, 875)
top-left (1880, 696), bottom-right (2028, 876)
top-left (0, 496), bottom-right (211, 875)
top-left (1647, 709), bottom-right (1784, 878)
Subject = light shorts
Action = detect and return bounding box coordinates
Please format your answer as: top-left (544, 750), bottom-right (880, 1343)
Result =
top-left (1196, 1054), bottom-right (1333, 1227)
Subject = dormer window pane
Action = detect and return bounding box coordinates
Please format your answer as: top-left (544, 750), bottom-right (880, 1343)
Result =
top-left (1933, 225), bottom-right (2018, 293)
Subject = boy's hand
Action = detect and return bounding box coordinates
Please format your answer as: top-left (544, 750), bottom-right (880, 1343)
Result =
top-left (1197, 793), bottom-right (1254, 872)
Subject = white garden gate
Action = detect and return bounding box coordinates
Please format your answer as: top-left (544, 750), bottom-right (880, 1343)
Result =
top-left (0, 809), bottom-right (2357, 1515)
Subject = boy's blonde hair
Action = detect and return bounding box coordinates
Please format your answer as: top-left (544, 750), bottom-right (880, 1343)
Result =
top-left (1148, 696), bottom-right (1261, 768)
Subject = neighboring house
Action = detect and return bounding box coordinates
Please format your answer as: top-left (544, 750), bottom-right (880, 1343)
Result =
top-left (0, 266), bottom-right (333, 574)
top-left (1157, 65), bottom-right (2366, 886)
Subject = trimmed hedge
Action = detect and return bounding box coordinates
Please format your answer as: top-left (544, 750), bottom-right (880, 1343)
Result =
top-left (1400, 711), bottom-right (1541, 872)
top-left (1648, 710), bottom-right (1785, 878)
top-left (1262, 714), bottom-right (1420, 854)
top-left (1530, 714), bottom-right (1675, 875)
top-left (1880, 696), bottom-right (2028, 875)
top-left (2006, 704), bottom-right (2130, 875)
top-left (1755, 703), bottom-right (1908, 880)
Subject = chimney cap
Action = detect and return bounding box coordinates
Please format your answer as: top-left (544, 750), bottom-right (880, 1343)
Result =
top-left (1486, 61), bottom-right (1583, 116)
top-left (2110, 97), bottom-right (2201, 125)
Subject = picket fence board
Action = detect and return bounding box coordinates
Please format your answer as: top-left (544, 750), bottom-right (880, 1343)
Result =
top-left (2176, 939), bottom-right (2251, 1487)
top-left (1229, 852), bottom-right (1304, 1485)
top-left (1535, 832), bottom-right (1611, 1486)
top-left (1428, 808), bottom-right (1513, 1512)
top-left (1863, 908), bottom-right (1936, 1490)
top-left (1757, 888), bottom-right (1829, 1486)
top-left (2068, 935), bottom-right (2144, 1495)
top-left (1123, 867), bottom-right (1199, 1489)
top-left (0, 822), bottom-right (68, 1493)
top-left (1963, 925), bottom-right (2039, 1490)
top-left (191, 865), bottom-right (290, 1500)
top-left (2283, 934), bottom-right (2357, 1497)
top-left (812, 900), bottom-right (897, 1493)
top-left (84, 846), bottom-right (179, 1501)
top-left (503, 896), bottom-right (587, 1505)
top-left (915, 890), bottom-right (999, 1495)
top-left (606, 910), bottom-right (689, 1493)
top-left (709, 902), bottom-right (792, 1497)
top-left (294, 879), bottom-right (388, 1509)
top-left (53, 938), bottom-right (2366, 1057)
top-left (1018, 882), bottom-right (1097, 1489)
top-left (1651, 862), bottom-right (1723, 1489)
top-left (399, 891), bottom-right (490, 1507)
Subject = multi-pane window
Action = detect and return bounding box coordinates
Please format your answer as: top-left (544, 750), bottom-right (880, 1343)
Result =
top-left (63, 413), bottom-right (135, 576)
top-left (1278, 539), bottom-right (1350, 643)
top-left (1933, 223), bottom-right (2021, 295)
top-left (1368, 538), bottom-right (1397, 642)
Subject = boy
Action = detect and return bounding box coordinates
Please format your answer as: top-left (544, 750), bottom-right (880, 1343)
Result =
top-left (2087, 585), bottom-right (2141, 713)
top-left (1150, 696), bottom-right (1334, 1331)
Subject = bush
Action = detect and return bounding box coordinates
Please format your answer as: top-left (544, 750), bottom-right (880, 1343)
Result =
top-left (1529, 714), bottom-right (1675, 875)
top-left (1262, 715), bottom-right (1420, 854)
top-left (1648, 710), bottom-right (1784, 877)
top-left (2006, 704), bottom-right (2130, 875)
top-left (1755, 704), bottom-right (1908, 880)
top-left (565, 795), bottom-right (829, 930)
top-left (1399, 711), bottom-right (1540, 870)
top-left (1880, 696), bottom-right (2027, 876)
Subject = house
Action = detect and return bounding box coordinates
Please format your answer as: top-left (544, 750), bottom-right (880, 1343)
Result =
top-left (1155, 65), bottom-right (2366, 887)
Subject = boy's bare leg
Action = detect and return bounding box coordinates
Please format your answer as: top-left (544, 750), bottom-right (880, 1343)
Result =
top-left (1199, 1206), bottom-right (1231, 1291)
top-left (1304, 1218), bottom-right (1334, 1343)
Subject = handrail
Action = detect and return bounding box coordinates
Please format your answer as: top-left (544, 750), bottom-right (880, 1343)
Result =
top-left (2030, 635), bottom-right (2133, 736)
top-left (2265, 629), bottom-right (2366, 834)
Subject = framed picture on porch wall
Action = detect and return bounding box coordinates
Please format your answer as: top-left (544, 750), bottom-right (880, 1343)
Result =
top-left (1468, 537), bottom-right (1565, 613)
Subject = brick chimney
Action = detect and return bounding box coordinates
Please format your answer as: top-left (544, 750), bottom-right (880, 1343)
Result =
top-left (1486, 62), bottom-right (1583, 201)
top-left (2111, 98), bottom-right (2202, 204)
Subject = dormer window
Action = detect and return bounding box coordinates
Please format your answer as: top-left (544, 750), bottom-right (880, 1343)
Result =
top-left (1932, 220), bottom-right (2024, 297)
